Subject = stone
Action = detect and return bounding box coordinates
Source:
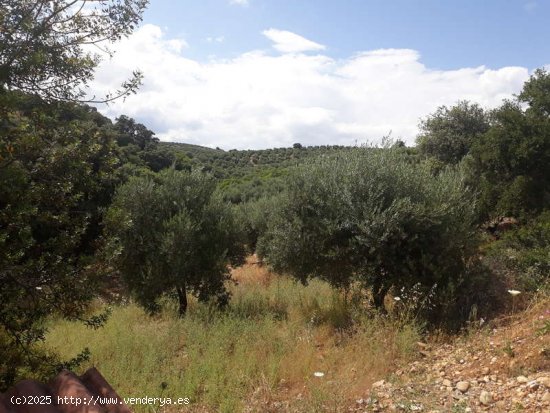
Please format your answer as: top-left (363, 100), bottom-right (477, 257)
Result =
top-left (542, 392), bottom-right (550, 403)
top-left (516, 375), bottom-right (529, 383)
top-left (480, 390), bottom-right (492, 405)
top-left (442, 379), bottom-right (452, 387)
top-left (372, 379), bottom-right (385, 388)
top-left (456, 381), bottom-right (470, 393)
top-left (527, 380), bottom-right (539, 391)
top-left (538, 377), bottom-right (550, 389)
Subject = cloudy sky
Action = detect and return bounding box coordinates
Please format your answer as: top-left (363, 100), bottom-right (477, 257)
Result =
top-left (91, 0), bottom-right (550, 149)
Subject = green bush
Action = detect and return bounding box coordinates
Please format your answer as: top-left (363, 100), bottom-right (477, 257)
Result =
top-left (416, 100), bottom-right (489, 165)
top-left (235, 196), bottom-right (280, 253)
top-left (487, 211), bottom-right (550, 292)
top-left (258, 147), bottom-right (482, 326)
top-left (468, 70), bottom-right (550, 219)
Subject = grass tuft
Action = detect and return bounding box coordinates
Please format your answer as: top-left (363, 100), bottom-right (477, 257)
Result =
top-left (46, 266), bottom-right (421, 412)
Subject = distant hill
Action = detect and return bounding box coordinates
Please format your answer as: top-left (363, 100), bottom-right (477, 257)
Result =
top-left (159, 141), bottom-right (351, 177)
top-left (158, 142), bottom-right (355, 202)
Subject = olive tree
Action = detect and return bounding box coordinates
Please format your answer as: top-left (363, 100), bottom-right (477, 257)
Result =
top-left (258, 148), bottom-right (479, 318)
top-left (105, 169), bottom-right (245, 316)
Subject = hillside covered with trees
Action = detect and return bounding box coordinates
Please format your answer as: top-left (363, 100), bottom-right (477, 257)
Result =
top-left (0, 1), bottom-right (548, 411)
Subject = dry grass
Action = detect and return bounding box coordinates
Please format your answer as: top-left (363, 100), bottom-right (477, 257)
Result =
top-left (357, 293), bottom-right (550, 412)
top-left (45, 259), bottom-right (421, 413)
top-left (484, 294), bottom-right (550, 376)
top-left (230, 254), bottom-right (272, 286)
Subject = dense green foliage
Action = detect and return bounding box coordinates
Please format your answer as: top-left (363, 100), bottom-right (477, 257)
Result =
top-left (163, 143), bottom-right (350, 178)
top-left (416, 101), bottom-right (489, 165)
top-left (159, 142), bottom-right (355, 203)
top-left (487, 211), bottom-right (550, 292)
top-left (257, 148), bottom-right (481, 324)
top-left (417, 70), bottom-right (550, 219)
top-left (0, 0), bottom-right (549, 390)
top-left (0, 0), bottom-right (147, 389)
top-left (105, 169), bottom-right (245, 316)
top-left (0, 94), bottom-right (121, 388)
top-left (468, 70), bottom-right (550, 218)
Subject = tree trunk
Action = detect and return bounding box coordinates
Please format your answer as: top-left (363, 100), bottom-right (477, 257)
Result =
top-left (372, 280), bottom-right (389, 314)
top-left (176, 285), bottom-right (188, 317)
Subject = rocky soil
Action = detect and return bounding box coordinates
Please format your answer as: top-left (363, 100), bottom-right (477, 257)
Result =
top-left (353, 301), bottom-right (550, 413)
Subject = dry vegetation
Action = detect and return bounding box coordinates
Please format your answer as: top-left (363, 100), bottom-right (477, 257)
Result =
top-left (355, 295), bottom-right (550, 412)
top-left (45, 257), bottom-right (421, 413)
top-left (45, 257), bottom-right (550, 412)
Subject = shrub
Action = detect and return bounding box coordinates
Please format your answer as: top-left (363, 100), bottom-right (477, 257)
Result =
top-left (258, 147), bottom-right (482, 326)
top-left (487, 211), bottom-right (550, 293)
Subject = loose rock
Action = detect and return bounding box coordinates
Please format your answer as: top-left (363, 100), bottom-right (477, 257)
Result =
top-left (456, 381), bottom-right (470, 393)
top-left (372, 379), bottom-right (385, 388)
top-left (517, 375), bottom-right (529, 383)
top-left (480, 390), bottom-right (492, 405)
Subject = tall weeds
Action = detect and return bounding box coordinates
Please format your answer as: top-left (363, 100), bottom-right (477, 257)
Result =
top-left (46, 274), bottom-right (421, 412)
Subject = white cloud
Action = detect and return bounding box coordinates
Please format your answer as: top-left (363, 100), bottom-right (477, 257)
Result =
top-left (263, 29), bottom-right (326, 53)
top-left (524, 1), bottom-right (537, 12)
top-left (206, 36), bottom-right (225, 44)
top-left (91, 25), bottom-right (530, 149)
top-left (229, 0), bottom-right (249, 6)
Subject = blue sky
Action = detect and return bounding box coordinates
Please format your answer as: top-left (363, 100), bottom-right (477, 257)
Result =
top-left (143, 0), bottom-right (549, 70)
top-left (91, 0), bottom-right (550, 149)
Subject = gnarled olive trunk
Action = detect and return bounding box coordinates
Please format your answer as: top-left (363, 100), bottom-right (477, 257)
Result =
top-left (372, 278), bottom-right (390, 314)
top-left (176, 284), bottom-right (188, 317)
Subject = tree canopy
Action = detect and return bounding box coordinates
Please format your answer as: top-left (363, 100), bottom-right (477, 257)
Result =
top-left (416, 101), bottom-right (489, 165)
top-left (0, 0), bottom-right (147, 102)
top-left (105, 169), bottom-right (245, 316)
top-left (257, 148), bottom-right (479, 320)
top-left (0, 95), bottom-right (121, 388)
top-left (469, 69), bottom-right (550, 218)
top-left (0, 0), bottom-right (147, 388)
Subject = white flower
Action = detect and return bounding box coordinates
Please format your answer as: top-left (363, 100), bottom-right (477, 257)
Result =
top-left (507, 290), bottom-right (521, 296)
top-left (36, 286), bottom-right (43, 290)
top-left (393, 296), bottom-right (401, 301)
top-left (313, 372), bottom-right (325, 377)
